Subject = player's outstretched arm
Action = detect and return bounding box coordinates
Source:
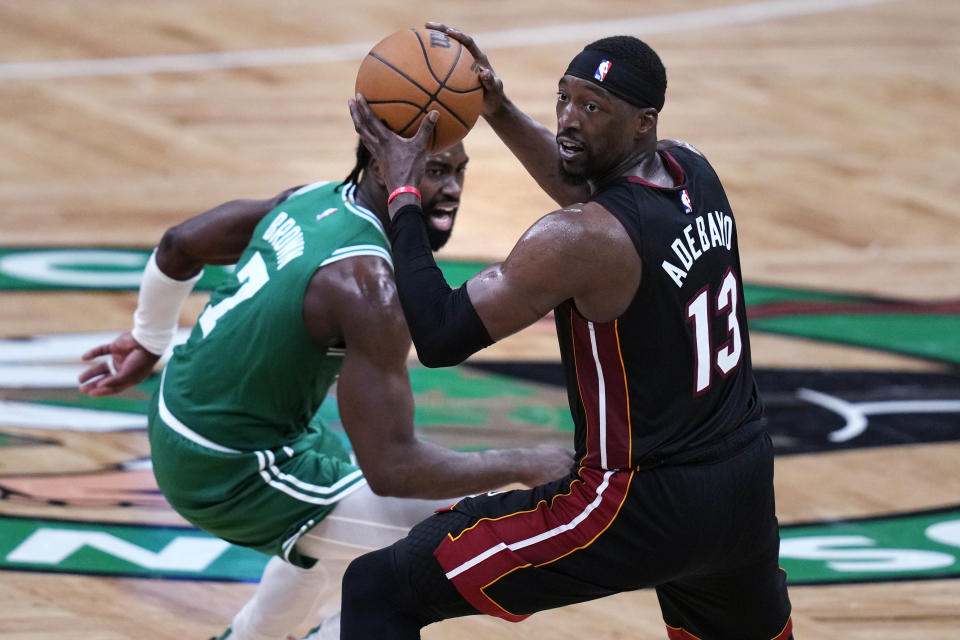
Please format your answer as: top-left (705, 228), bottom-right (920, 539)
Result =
top-left (77, 186), bottom-right (300, 396)
top-left (310, 257), bottom-right (573, 498)
top-left (425, 22), bottom-right (590, 207)
top-left (386, 199), bottom-right (638, 367)
top-left (350, 95), bottom-right (639, 367)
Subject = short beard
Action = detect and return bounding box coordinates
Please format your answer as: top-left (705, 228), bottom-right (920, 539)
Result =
top-left (557, 159), bottom-right (590, 187)
top-left (425, 225), bottom-right (452, 251)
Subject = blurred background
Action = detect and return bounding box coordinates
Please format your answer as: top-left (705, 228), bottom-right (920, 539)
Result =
top-left (1, 1), bottom-right (958, 638)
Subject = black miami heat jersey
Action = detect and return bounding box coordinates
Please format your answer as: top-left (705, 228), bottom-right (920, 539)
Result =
top-left (555, 146), bottom-right (762, 470)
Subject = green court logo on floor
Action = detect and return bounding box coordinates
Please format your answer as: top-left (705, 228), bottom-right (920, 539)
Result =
top-left (780, 508), bottom-right (960, 584)
top-left (3, 508), bottom-right (960, 584)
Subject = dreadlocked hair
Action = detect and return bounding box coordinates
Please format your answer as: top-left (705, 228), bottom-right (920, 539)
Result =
top-left (336, 141), bottom-right (372, 192)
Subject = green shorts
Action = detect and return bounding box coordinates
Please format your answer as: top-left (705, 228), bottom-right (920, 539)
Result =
top-left (147, 391), bottom-right (365, 568)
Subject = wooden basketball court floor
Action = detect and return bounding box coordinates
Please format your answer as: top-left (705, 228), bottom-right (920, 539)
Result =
top-left (1, 0), bottom-right (959, 638)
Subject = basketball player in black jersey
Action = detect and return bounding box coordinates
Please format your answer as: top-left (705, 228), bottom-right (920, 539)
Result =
top-left (344, 23), bottom-right (794, 640)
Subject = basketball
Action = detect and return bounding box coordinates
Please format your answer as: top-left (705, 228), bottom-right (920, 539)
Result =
top-left (355, 28), bottom-right (483, 153)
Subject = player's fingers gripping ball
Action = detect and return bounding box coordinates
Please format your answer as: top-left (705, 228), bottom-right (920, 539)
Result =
top-left (355, 28), bottom-right (483, 153)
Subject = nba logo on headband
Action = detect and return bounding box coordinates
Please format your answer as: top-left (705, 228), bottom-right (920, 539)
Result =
top-left (594, 59), bottom-right (612, 82)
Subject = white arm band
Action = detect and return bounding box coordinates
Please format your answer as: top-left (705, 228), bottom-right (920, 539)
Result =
top-left (132, 250), bottom-right (203, 355)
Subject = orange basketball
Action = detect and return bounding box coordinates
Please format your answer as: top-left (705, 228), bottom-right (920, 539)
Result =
top-left (355, 28), bottom-right (483, 153)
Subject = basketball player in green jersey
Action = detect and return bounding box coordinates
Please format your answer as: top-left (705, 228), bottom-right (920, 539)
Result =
top-left (77, 136), bottom-right (573, 640)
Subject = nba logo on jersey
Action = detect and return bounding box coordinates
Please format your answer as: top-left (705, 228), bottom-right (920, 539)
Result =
top-left (594, 60), bottom-right (612, 82)
top-left (680, 189), bottom-right (693, 214)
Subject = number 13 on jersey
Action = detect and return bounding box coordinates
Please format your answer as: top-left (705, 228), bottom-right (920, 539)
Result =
top-left (685, 269), bottom-right (743, 396)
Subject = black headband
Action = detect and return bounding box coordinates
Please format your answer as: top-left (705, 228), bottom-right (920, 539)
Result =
top-left (563, 49), bottom-right (665, 111)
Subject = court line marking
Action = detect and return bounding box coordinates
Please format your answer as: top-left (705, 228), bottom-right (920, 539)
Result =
top-left (0, 0), bottom-right (893, 80)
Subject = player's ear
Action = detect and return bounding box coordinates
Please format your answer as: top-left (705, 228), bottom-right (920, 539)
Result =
top-left (634, 107), bottom-right (658, 140)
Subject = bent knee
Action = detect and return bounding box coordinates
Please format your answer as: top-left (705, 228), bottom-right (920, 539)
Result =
top-left (342, 547), bottom-right (402, 608)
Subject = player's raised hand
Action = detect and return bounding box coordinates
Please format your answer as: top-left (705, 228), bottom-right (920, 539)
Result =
top-left (78, 331), bottom-right (161, 397)
top-left (425, 22), bottom-right (505, 117)
top-left (348, 93), bottom-right (438, 208)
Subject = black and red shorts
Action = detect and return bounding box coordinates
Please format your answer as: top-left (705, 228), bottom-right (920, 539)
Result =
top-left (390, 432), bottom-right (793, 639)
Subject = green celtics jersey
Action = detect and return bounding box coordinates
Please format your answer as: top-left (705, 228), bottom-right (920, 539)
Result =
top-left (159, 181), bottom-right (392, 451)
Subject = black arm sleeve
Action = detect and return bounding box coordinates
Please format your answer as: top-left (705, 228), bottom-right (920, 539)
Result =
top-left (388, 204), bottom-right (493, 367)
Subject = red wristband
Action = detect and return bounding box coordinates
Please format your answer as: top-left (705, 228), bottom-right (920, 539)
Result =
top-left (388, 186), bottom-right (421, 204)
